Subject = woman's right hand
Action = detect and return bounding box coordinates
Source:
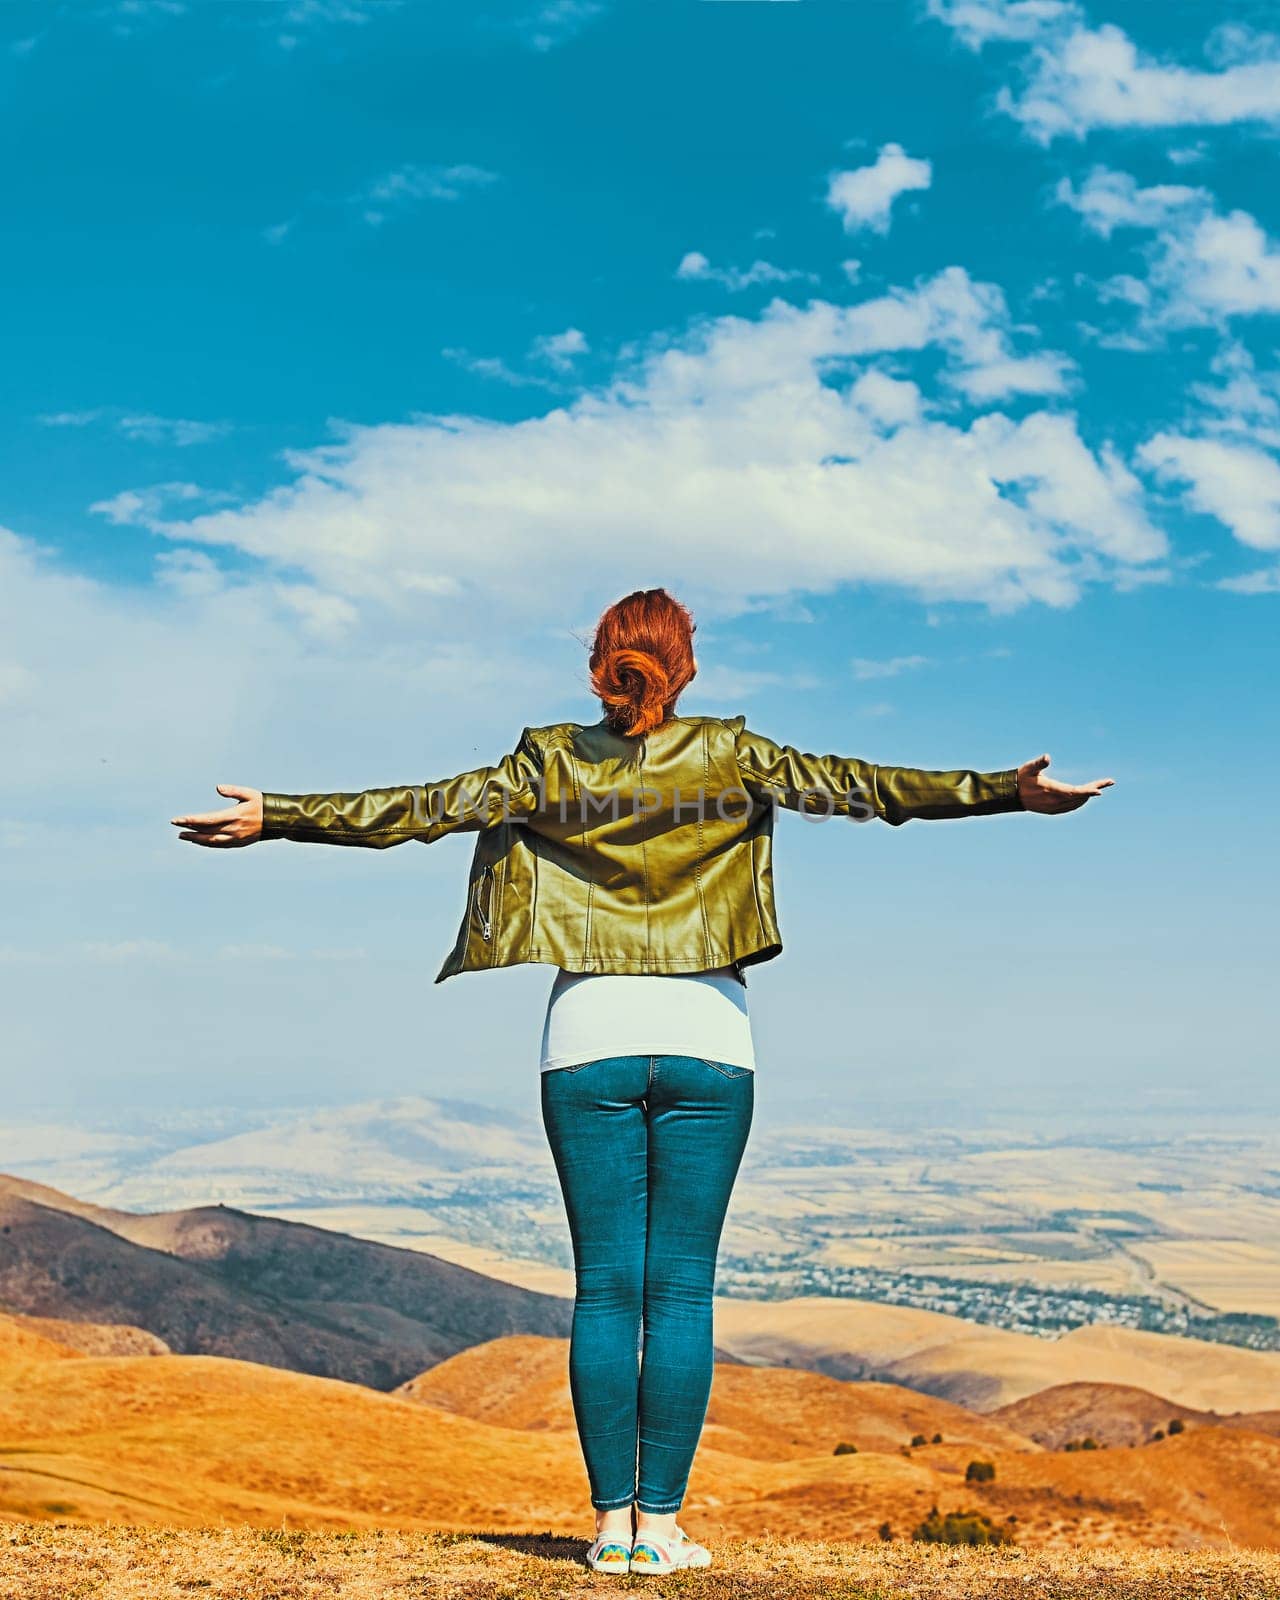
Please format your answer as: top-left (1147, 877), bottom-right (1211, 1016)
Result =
top-left (171, 784), bottom-right (264, 847)
top-left (1016, 754), bottom-right (1114, 814)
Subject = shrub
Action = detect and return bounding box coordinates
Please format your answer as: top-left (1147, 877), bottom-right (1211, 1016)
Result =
top-left (1168, 1418), bottom-right (1184, 1435)
top-left (1064, 1437), bottom-right (1098, 1452)
top-left (931, 1432), bottom-right (943, 1444)
top-left (910, 1433), bottom-right (928, 1448)
top-left (912, 1507), bottom-right (1013, 1546)
top-left (965, 1459), bottom-right (996, 1483)
top-left (878, 1521), bottom-right (893, 1542)
top-left (833, 1441), bottom-right (858, 1456)
top-left (1151, 1429), bottom-right (1165, 1442)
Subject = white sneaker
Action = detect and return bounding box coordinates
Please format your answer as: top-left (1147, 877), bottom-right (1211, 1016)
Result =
top-left (585, 1531), bottom-right (633, 1574)
top-left (629, 1524), bottom-right (712, 1573)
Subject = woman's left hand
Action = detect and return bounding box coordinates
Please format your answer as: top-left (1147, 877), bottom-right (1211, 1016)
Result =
top-left (1017, 754), bottom-right (1114, 814)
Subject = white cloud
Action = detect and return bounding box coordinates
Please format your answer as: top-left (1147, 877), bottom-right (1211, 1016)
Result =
top-left (826, 143), bottom-right (933, 235)
top-left (1137, 433), bottom-right (1280, 551)
top-left (927, 0), bottom-right (1077, 51)
top-left (949, 352), bottom-right (1074, 403)
top-left (98, 268), bottom-right (1159, 616)
top-left (1054, 168), bottom-right (1201, 239)
top-left (676, 251), bottom-right (818, 293)
top-left (1007, 24), bottom-right (1280, 142)
top-left (530, 328), bottom-right (590, 369)
top-left (931, 3), bottom-right (1280, 142)
top-left (847, 369), bottom-right (923, 428)
top-left (1058, 167), bottom-right (1280, 330)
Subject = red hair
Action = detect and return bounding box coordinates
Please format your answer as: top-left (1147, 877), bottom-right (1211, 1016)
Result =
top-left (589, 588), bottom-right (697, 737)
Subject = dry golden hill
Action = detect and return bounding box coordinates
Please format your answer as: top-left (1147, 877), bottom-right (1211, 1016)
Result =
top-left (398, 1333), bottom-right (1040, 1459)
top-left (4, 1331), bottom-right (1280, 1550)
top-left (993, 1380), bottom-right (1280, 1449)
top-left (714, 1295), bottom-right (1280, 1412)
top-left (0, 1310), bottom-right (84, 1371)
top-left (0, 1309), bottom-right (168, 1361)
top-left (0, 1172), bottom-right (570, 1388)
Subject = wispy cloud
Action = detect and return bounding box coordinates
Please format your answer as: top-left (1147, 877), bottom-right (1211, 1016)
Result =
top-left (105, 0), bottom-right (186, 37)
top-left (826, 143), bottom-right (932, 235)
top-left (675, 251), bottom-right (819, 293)
top-left (442, 349), bottom-right (557, 389)
top-left (851, 654), bottom-right (933, 680)
top-left (359, 163), bottom-right (498, 226)
top-left (274, 0), bottom-right (401, 50)
top-left (1218, 566), bottom-right (1280, 595)
top-left (38, 410), bottom-right (230, 446)
top-left (90, 482), bottom-right (230, 533)
top-left (445, 328), bottom-right (591, 387)
top-left (518, 0), bottom-right (605, 53)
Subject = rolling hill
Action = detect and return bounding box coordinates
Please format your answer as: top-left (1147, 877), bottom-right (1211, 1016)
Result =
top-left (712, 1295), bottom-right (1280, 1413)
top-left (3, 1321), bottom-right (1280, 1549)
top-left (0, 1173), bottom-right (570, 1388)
top-left (397, 1333), bottom-right (1041, 1458)
top-left (994, 1380), bottom-right (1280, 1449)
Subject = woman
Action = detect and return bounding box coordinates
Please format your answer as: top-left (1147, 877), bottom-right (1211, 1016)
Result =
top-left (172, 587), bottom-right (1113, 1574)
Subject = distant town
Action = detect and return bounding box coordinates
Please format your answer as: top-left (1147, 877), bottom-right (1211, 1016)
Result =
top-left (716, 1252), bottom-right (1280, 1350)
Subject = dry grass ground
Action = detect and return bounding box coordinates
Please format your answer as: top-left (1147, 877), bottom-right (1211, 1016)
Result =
top-left (3, 1525), bottom-right (1280, 1600)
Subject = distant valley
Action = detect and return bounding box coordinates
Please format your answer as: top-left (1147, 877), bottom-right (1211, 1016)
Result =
top-left (4, 1098), bottom-right (1278, 1351)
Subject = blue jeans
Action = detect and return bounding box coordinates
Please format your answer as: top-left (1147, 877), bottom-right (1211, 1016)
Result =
top-left (540, 1054), bottom-right (754, 1513)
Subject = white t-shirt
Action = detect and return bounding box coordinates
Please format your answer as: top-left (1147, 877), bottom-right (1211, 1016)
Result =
top-left (539, 966), bottom-right (756, 1074)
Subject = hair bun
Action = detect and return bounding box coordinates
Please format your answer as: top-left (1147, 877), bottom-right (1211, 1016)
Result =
top-left (588, 588), bottom-right (697, 737)
top-left (591, 648), bottom-right (671, 736)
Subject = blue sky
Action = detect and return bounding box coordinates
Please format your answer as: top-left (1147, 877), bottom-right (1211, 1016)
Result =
top-left (2, 0), bottom-right (1277, 1125)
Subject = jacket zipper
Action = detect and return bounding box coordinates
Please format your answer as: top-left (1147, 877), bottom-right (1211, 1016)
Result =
top-left (476, 865), bottom-right (495, 942)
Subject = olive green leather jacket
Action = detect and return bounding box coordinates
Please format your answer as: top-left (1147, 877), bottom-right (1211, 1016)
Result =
top-left (261, 714), bottom-right (1023, 983)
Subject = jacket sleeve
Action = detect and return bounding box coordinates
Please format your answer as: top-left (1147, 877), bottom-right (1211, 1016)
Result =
top-left (732, 719), bottom-right (1023, 827)
top-left (259, 727), bottom-right (544, 848)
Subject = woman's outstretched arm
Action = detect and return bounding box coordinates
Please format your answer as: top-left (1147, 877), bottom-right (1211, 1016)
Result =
top-left (171, 729), bottom-right (545, 850)
top-left (733, 721), bottom-right (1113, 824)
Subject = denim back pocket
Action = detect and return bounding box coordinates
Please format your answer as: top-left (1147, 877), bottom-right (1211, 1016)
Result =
top-left (693, 1057), bottom-right (754, 1079)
